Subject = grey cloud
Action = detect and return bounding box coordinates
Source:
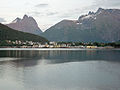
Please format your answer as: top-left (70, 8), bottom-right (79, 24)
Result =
top-left (27, 11), bottom-right (44, 16)
top-left (93, 0), bottom-right (120, 8)
top-left (59, 14), bottom-right (72, 18)
top-left (46, 12), bottom-right (58, 16)
top-left (31, 11), bottom-right (41, 15)
top-left (0, 18), bottom-right (6, 23)
top-left (35, 4), bottom-right (48, 8)
top-left (77, 0), bottom-right (120, 14)
top-left (58, 9), bottom-right (87, 19)
top-left (74, 0), bottom-right (120, 16)
top-left (28, 11), bottom-right (58, 17)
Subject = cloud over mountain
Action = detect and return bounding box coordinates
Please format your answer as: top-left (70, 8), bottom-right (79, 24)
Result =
top-left (0, 18), bottom-right (6, 23)
top-left (35, 4), bottom-right (49, 8)
top-left (94, 0), bottom-right (120, 8)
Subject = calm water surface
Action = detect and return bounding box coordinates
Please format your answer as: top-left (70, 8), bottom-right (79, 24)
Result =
top-left (0, 48), bottom-right (120, 90)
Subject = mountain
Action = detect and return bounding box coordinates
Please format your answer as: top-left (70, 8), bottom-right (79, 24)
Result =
top-left (42, 8), bottom-right (120, 42)
top-left (0, 23), bottom-right (48, 43)
top-left (6, 15), bottom-right (42, 35)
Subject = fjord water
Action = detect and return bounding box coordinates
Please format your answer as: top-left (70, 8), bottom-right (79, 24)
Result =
top-left (0, 48), bottom-right (120, 90)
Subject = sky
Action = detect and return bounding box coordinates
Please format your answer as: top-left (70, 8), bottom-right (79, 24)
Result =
top-left (0, 0), bottom-right (120, 31)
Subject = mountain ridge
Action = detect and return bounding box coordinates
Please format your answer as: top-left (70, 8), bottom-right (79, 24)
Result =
top-left (6, 15), bottom-right (42, 35)
top-left (0, 23), bottom-right (48, 43)
top-left (41, 8), bottom-right (120, 42)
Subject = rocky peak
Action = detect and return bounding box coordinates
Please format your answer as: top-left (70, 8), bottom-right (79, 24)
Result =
top-left (6, 14), bottom-right (42, 35)
top-left (12, 17), bottom-right (21, 23)
top-left (88, 11), bottom-right (95, 15)
top-left (23, 14), bottom-right (29, 19)
top-left (96, 8), bottom-right (105, 14)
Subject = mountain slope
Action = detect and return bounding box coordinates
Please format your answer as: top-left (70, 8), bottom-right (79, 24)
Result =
top-left (42, 8), bottom-right (120, 42)
top-left (0, 23), bottom-right (48, 42)
top-left (7, 15), bottom-right (42, 35)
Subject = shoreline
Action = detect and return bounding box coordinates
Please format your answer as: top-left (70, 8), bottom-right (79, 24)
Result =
top-left (0, 47), bottom-right (119, 51)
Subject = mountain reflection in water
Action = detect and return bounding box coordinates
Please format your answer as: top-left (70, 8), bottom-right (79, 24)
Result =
top-left (0, 49), bottom-right (120, 90)
top-left (0, 49), bottom-right (120, 67)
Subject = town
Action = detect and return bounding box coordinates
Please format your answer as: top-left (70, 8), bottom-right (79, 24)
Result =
top-left (0, 40), bottom-right (120, 49)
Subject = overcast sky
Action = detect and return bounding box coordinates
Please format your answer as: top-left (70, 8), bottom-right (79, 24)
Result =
top-left (0, 0), bottom-right (120, 31)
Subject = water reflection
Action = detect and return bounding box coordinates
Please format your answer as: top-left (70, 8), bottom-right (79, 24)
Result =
top-left (0, 49), bottom-right (120, 66)
top-left (0, 49), bottom-right (120, 90)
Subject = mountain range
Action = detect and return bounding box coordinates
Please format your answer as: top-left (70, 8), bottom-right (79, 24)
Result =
top-left (41, 8), bottom-right (120, 42)
top-left (4, 8), bottom-right (120, 43)
top-left (7, 15), bottom-right (42, 35)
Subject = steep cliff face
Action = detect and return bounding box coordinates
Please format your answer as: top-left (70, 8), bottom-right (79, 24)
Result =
top-left (42, 8), bottom-right (120, 42)
top-left (78, 8), bottom-right (120, 42)
top-left (7, 15), bottom-right (42, 35)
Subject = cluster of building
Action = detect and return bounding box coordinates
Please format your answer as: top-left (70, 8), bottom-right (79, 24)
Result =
top-left (2, 40), bottom-right (114, 49)
top-left (44, 42), bottom-right (114, 49)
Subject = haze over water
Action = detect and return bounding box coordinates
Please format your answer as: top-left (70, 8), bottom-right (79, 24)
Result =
top-left (0, 48), bottom-right (120, 90)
